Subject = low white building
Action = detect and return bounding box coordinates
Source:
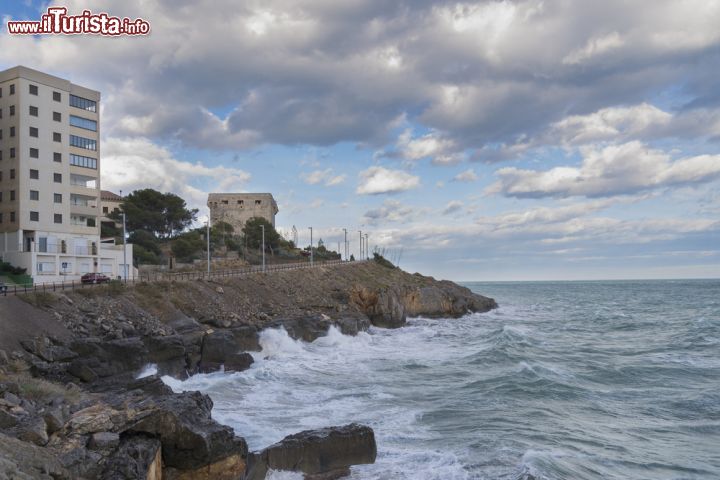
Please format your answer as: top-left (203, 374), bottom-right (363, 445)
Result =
top-left (0, 66), bottom-right (133, 284)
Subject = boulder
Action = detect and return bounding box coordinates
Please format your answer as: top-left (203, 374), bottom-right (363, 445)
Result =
top-left (100, 434), bottom-right (162, 480)
top-left (198, 330), bottom-right (237, 373)
top-left (68, 337), bottom-right (148, 379)
top-left (17, 416), bottom-right (49, 446)
top-left (229, 325), bottom-right (262, 351)
top-left (125, 391), bottom-right (248, 472)
top-left (367, 291), bottom-right (406, 329)
top-left (145, 335), bottom-right (187, 376)
top-left (273, 316), bottom-right (332, 342)
top-left (164, 453), bottom-right (245, 480)
top-left (333, 313), bottom-right (371, 336)
top-left (20, 337), bottom-right (77, 363)
top-left (247, 424), bottom-right (376, 480)
top-left (224, 352), bottom-right (254, 373)
top-left (0, 432), bottom-right (71, 479)
top-left (88, 431), bottom-right (120, 451)
top-left (0, 409), bottom-right (18, 429)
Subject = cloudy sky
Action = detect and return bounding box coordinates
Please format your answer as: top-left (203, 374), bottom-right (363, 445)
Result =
top-left (2, 0), bottom-right (719, 280)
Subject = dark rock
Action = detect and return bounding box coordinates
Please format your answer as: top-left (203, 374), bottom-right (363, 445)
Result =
top-left (0, 381), bottom-right (20, 395)
top-left (21, 337), bottom-right (77, 363)
top-left (230, 325), bottom-right (262, 351)
top-left (273, 315), bottom-right (332, 342)
top-left (127, 374), bottom-right (174, 396)
top-left (68, 337), bottom-right (148, 379)
top-left (0, 409), bottom-right (18, 429)
top-left (43, 409), bottom-right (65, 434)
top-left (333, 313), bottom-right (372, 336)
top-left (68, 359), bottom-right (98, 383)
top-left (88, 431), bottom-right (120, 451)
top-left (145, 335), bottom-right (186, 376)
top-left (0, 432), bottom-right (71, 479)
top-left (3, 391), bottom-right (21, 406)
top-left (247, 424), bottom-right (376, 480)
top-left (101, 434), bottom-right (162, 480)
top-left (224, 352), bottom-right (254, 373)
top-left (167, 312), bottom-right (202, 334)
top-left (125, 391), bottom-right (248, 471)
top-left (367, 291), bottom-right (406, 329)
top-left (18, 416), bottom-right (49, 446)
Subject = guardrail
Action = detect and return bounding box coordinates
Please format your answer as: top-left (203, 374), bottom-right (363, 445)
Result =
top-left (0, 259), bottom-right (366, 297)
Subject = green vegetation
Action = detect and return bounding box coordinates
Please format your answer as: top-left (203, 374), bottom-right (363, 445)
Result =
top-left (0, 261), bottom-right (33, 285)
top-left (373, 252), bottom-right (396, 269)
top-left (110, 188), bottom-right (198, 239)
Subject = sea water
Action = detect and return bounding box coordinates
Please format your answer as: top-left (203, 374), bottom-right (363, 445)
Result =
top-left (163, 279), bottom-right (720, 479)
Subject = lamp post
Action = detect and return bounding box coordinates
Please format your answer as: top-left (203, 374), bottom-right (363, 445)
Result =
top-left (365, 233), bottom-right (369, 259)
top-left (309, 227), bottom-right (314, 266)
top-left (122, 212), bottom-right (127, 283)
top-left (358, 230), bottom-right (362, 261)
top-left (260, 224), bottom-right (266, 272)
top-left (206, 217), bottom-right (210, 275)
top-left (343, 228), bottom-right (347, 261)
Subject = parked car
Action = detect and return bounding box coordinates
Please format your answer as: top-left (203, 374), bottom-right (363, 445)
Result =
top-left (0, 282), bottom-right (7, 293)
top-left (81, 273), bottom-right (110, 284)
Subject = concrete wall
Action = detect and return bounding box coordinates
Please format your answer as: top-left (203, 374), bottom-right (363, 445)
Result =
top-left (208, 193), bottom-right (278, 233)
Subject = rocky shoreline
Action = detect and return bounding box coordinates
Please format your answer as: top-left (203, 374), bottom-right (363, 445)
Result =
top-left (0, 260), bottom-right (497, 479)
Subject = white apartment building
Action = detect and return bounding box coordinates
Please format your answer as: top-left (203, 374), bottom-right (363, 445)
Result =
top-left (0, 66), bottom-right (132, 284)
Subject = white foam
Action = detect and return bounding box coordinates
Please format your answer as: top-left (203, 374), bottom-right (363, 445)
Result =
top-left (135, 363), bottom-right (158, 379)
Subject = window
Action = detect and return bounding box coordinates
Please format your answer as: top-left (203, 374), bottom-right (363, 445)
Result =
top-left (237, 200), bottom-right (244, 205)
top-left (30, 169), bottom-right (39, 179)
top-left (69, 94), bottom-right (97, 112)
top-left (10, 127), bottom-right (15, 137)
top-left (30, 148), bottom-right (39, 159)
top-left (54, 152), bottom-right (62, 162)
top-left (29, 84), bottom-right (38, 95)
top-left (10, 190), bottom-right (15, 201)
top-left (9, 84), bottom-right (15, 95)
top-left (54, 193), bottom-right (62, 203)
top-left (0, 172), bottom-right (2, 181)
top-left (103, 206), bottom-right (108, 214)
top-left (9, 105), bottom-right (14, 116)
top-left (53, 91), bottom-right (61, 102)
top-left (10, 169), bottom-right (15, 180)
top-left (69, 154), bottom-right (97, 169)
top-left (29, 127), bottom-right (38, 138)
top-left (0, 108), bottom-right (2, 118)
top-left (0, 213), bottom-right (2, 224)
top-left (70, 135), bottom-right (97, 151)
top-left (10, 212), bottom-right (15, 223)
top-left (29, 106), bottom-right (38, 116)
top-left (69, 115), bottom-right (97, 131)
top-left (54, 173), bottom-right (62, 183)
top-left (0, 151), bottom-right (3, 161)
top-left (30, 190), bottom-right (39, 200)
top-left (10, 148), bottom-right (15, 159)
top-left (30, 211), bottom-right (39, 222)
top-left (222, 200), bottom-right (228, 204)
top-left (53, 111), bottom-right (61, 122)
top-left (53, 132), bottom-right (61, 142)
top-left (255, 200), bottom-right (262, 205)
top-left (54, 214), bottom-right (62, 224)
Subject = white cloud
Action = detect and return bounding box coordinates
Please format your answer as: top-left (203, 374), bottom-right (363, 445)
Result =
top-left (300, 168), bottom-right (347, 186)
top-left (101, 137), bottom-right (251, 211)
top-left (442, 200), bottom-right (464, 215)
top-left (486, 141), bottom-right (720, 198)
top-left (363, 200), bottom-right (427, 224)
top-left (394, 129), bottom-right (463, 165)
top-left (453, 168), bottom-right (478, 182)
top-left (356, 167), bottom-right (420, 195)
top-left (563, 32), bottom-right (625, 65)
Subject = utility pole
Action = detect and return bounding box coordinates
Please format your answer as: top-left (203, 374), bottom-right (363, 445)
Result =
top-left (358, 230), bottom-right (362, 260)
top-left (343, 228), bottom-right (347, 261)
top-left (206, 217), bottom-right (211, 275)
top-left (122, 212), bottom-right (127, 283)
top-left (261, 224), bottom-right (266, 272)
top-left (309, 227), bottom-right (314, 266)
top-left (365, 233), bottom-right (369, 259)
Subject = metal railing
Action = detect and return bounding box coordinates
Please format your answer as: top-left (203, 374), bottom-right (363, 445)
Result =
top-left (0, 259), bottom-right (366, 297)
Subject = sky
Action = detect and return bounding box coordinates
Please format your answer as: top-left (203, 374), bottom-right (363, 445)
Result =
top-left (1, 0), bottom-right (719, 281)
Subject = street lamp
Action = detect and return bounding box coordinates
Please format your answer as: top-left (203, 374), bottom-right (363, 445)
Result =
top-left (343, 228), bottom-right (347, 261)
top-left (358, 230), bottom-right (362, 261)
top-left (122, 212), bottom-right (127, 283)
top-left (309, 227), bottom-right (314, 266)
top-left (206, 216), bottom-right (211, 275)
top-left (260, 224), bottom-right (266, 272)
top-left (365, 233), bottom-right (369, 260)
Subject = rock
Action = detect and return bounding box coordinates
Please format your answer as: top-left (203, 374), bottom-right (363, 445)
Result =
top-left (0, 409), bottom-right (18, 429)
top-left (67, 403), bottom-right (119, 435)
top-left (403, 283), bottom-right (497, 318)
top-left (68, 337), bottom-right (148, 379)
top-left (21, 337), bottom-right (77, 363)
top-left (368, 290), bottom-right (406, 329)
top-left (125, 391), bottom-right (248, 471)
top-left (0, 349), bottom-right (8, 365)
top-left (229, 325), bottom-right (262, 351)
top-left (0, 432), bottom-right (71, 479)
top-left (198, 330), bottom-right (237, 373)
top-left (333, 313), bottom-right (371, 336)
top-left (101, 434), bottom-right (162, 480)
top-left (273, 315), bottom-right (332, 342)
top-left (223, 352), bottom-right (254, 373)
top-left (164, 453), bottom-right (245, 480)
top-left (88, 431), bottom-right (120, 451)
top-left (168, 313), bottom-right (203, 334)
top-left (18, 416), bottom-right (49, 446)
top-left (3, 392), bottom-right (21, 406)
top-left (43, 409), bottom-right (65, 434)
top-left (68, 359), bottom-right (99, 383)
top-left (247, 424), bottom-right (376, 480)
top-left (145, 335), bottom-right (186, 376)
top-left (127, 374), bottom-right (174, 396)
top-left (215, 286), bottom-right (224, 294)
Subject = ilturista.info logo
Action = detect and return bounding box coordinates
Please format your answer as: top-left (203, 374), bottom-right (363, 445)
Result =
top-left (6, 7), bottom-right (150, 36)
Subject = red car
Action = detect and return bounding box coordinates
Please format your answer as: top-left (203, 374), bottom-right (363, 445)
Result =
top-left (81, 273), bottom-right (110, 284)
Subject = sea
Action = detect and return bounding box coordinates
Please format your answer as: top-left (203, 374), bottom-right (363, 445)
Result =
top-left (163, 279), bottom-right (720, 480)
